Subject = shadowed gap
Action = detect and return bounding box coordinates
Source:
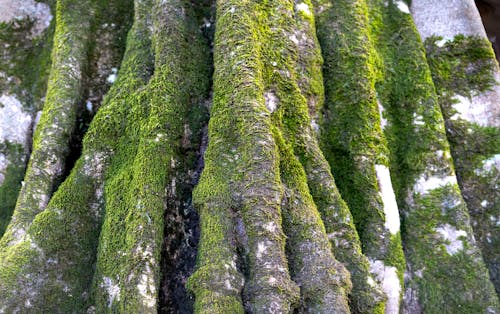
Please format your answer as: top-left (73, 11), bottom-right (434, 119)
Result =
top-left (475, 0), bottom-right (500, 62)
top-left (57, 0), bottom-right (134, 192)
top-left (158, 0), bottom-right (215, 312)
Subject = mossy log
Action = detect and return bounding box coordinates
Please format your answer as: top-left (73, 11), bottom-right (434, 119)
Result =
top-left (0, 0), bottom-right (498, 313)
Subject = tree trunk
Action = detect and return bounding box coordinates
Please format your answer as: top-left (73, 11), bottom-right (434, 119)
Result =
top-left (0, 0), bottom-right (498, 313)
top-left (411, 0), bottom-right (500, 297)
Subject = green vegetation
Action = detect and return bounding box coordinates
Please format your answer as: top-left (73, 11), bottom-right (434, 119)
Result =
top-left (0, 0), bottom-right (498, 312)
top-left (368, 1), bottom-right (499, 311)
top-left (425, 34), bottom-right (500, 295)
top-left (0, 3), bottom-right (55, 237)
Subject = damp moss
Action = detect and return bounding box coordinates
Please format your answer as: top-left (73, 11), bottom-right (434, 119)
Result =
top-left (275, 128), bottom-right (351, 313)
top-left (262, 0), bottom-right (355, 311)
top-left (189, 0), bottom-right (355, 311)
top-left (191, 2), bottom-right (301, 312)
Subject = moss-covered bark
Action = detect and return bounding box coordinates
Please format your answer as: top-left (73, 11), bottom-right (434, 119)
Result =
top-left (0, 1), bottom-right (147, 311)
top-left (0, 1), bottom-right (54, 237)
top-left (189, 0), bottom-right (354, 312)
top-left (369, 1), bottom-right (499, 312)
top-left (0, 0), bottom-right (499, 312)
top-left (314, 1), bottom-right (406, 312)
top-left (91, 0), bottom-right (210, 312)
top-left (414, 1), bottom-right (500, 295)
top-left (1, 0), bottom-right (95, 249)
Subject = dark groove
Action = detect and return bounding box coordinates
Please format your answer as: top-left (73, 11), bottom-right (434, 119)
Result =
top-left (55, 0), bottom-right (134, 191)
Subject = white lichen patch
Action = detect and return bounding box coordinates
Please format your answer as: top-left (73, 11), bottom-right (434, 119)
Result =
top-left (413, 174), bottom-right (457, 195)
top-left (377, 97), bottom-right (388, 129)
top-left (24, 299), bottom-right (32, 308)
top-left (137, 264), bottom-right (156, 309)
top-left (375, 165), bottom-right (400, 235)
top-left (413, 113), bottom-right (425, 126)
top-left (33, 110), bottom-right (43, 134)
top-left (264, 91), bottom-right (278, 113)
top-left (106, 74), bottom-right (117, 84)
top-left (8, 227), bottom-right (27, 246)
top-left (89, 184), bottom-right (104, 220)
top-left (0, 0), bottom-right (52, 37)
top-left (0, 153), bottom-right (8, 184)
top-left (101, 277), bottom-right (120, 307)
top-left (369, 259), bottom-right (401, 314)
top-left (224, 279), bottom-right (233, 290)
top-left (86, 100), bottom-right (93, 112)
top-left (435, 223), bottom-right (467, 255)
top-left (475, 154), bottom-right (500, 176)
top-left (0, 94), bottom-right (32, 145)
top-left (36, 191), bottom-right (49, 210)
top-left (489, 216), bottom-right (500, 227)
top-left (367, 276), bottom-right (376, 287)
top-left (395, 0), bottom-right (410, 14)
top-left (311, 119), bottom-right (319, 132)
top-left (435, 150), bottom-right (450, 160)
top-left (83, 152), bottom-right (106, 179)
top-left (106, 68), bottom-right (118, 84)
top-left (415, 269), bottom-right (424, 278)
top-left (435, 37), bottom-right (452, 47)
top-left (449, 94), bottom-right (499, 127)
top-left (129, 244), bottom-right (156, 308)
top-left (256, 241), bottom-right (268, 259)
top-left (268, 276), bottom-right (277, 285)
top-left (263, 222), bottom-right (277, 233)
top-left (296, 2), bottom-right (312, 16)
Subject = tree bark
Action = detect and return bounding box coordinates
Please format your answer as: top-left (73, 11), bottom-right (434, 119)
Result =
top-left (412, 0), bottom-right (500, 297)
top-left (0, 0), bottom-right (498, 313)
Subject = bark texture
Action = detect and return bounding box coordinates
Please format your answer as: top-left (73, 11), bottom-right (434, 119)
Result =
top-left (0, 0), bottom-right (499, 313)
top-left (412, 0), bottom-right (500, 296)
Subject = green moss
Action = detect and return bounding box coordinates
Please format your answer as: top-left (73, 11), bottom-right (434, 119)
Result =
top-left (0, 13), bottom-right (54, 110)
top-left (190, 0), bottom-right (356, 311)
top-left (0, 3), bottom-right (55, 239)
top-left (2, 0), bottom-right (95, 246)
top-left (0, 0), bottom-right (153, 310)
top-left (313, 0), bottom-right (406, 311)
top-left (0, 143), bottom-right (26, 237)
top-left (425, 34), bottom-right (500, 295)
top-left (275, 128), bottom-right (350, 313)
top-left (190, 1), bottom-right (302, 312)
top-left (90, 0), bottom-right (212, 311)
top-left (425, 35), bottom-right (497, 98)
top-left (367, 0), bottom-right (500, 311)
